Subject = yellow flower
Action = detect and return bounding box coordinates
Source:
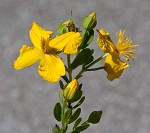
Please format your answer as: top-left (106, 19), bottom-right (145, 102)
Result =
top-left (97, 29), bottom-right (137, 81)
top-left (14, 22), bottom-right (82, 82)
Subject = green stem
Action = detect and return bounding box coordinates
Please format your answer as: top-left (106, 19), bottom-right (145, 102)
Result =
top-left (67, 54), bottom-right (72, 81)
top-left (61, 99), bottom-right (67, 133)
top-left (86, 66), bottom-right (105, 71)
top-left (75, 68), bottom-right (85, 80)
top-left (85, 53), bottom-right (107, 69)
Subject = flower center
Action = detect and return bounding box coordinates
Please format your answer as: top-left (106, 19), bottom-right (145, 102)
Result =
top-left (41, 38), bottom-right (52, 54)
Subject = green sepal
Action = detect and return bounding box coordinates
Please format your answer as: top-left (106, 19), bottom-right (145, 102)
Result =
top-left (81, 30), bottom-right (94, 49)
top-left (52, 124), bottom-right (61, 133)
top-left (73, 96), bottom-right (85, 109)
top-left (53, 102), bottom-right (62, 122)
top-left (87, 110), bottom-right (102, 124)
top-left (70, 48), bottom-right (94, 69)
top-left (75, 122), bottom-right (90, 132)
top-left (68, 108), bottom-right (81, 124)
top-left (73, 117), bottom-right (82, 130)
top-left (63, 108), bottom-right (72, 123)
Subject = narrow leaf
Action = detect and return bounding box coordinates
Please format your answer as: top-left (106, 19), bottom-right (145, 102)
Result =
top-left (53, 102), bottom-right (62, 121)
top-left (73, 118), bottom-right (82, 130)
top-left (70, 48), bottom-right (93, 69)
top-left (63, 108), bottom-right (72, 123)
top-left (75, 123), bottom-right (90, 132)
top-left (73, 96), bottom-right (85, 109)
top-left (59, 80), bottom-right (64, 89)
top-left (68, 108), bottom-right (81, 124)
top-left (52, 124), bottom-right (61, 133)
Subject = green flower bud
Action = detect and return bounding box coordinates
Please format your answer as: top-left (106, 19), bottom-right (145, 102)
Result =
top-left (64, 79), bottom-right (79, 101)
top-left (57, 20), bottom-right (70, 35)
top-left (57, 16), bottom-right (76, 35)
top-left (83, 12), bottom-right (97, 30)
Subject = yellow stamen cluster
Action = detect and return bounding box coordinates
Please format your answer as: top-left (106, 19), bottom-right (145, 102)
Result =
top-left (116, 31), bottom-right (137, 61)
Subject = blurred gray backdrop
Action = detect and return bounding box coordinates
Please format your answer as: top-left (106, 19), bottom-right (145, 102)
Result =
top-left (0, 0), bottom-right (150, 133)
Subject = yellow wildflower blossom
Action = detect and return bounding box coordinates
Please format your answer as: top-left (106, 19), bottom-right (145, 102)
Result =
top-left (97, 29), bottom-right (136, 81)
top-left (14, 22), bottom-right (82, 82)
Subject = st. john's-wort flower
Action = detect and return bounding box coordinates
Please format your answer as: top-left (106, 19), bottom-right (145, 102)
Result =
top-left (14, 22), bottom-right (82, 82)
top-left (97, 29), bottom-right (137, 81)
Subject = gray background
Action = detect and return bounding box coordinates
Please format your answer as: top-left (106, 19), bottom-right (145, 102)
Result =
top-left (0, 0), bottom-right (150, 133)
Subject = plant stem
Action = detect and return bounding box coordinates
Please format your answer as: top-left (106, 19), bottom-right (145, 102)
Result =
top-left (86, 66), bottom-right (105, 71)
top-left (85, 53), bottom-right (107, 69)
top-left (75, 68), bottom-right (85, 80)
top-left (61, 99), bottom-right (67, 133)
top-left (67, 54), bottom-right (72, 81)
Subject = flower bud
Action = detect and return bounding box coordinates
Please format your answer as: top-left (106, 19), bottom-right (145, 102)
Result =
top-left (57, 20), bottom-right (70, 35)
top-left (63, 79), bottom-right (79, 101)
top-left (83, 12), bottom-right (97, 30)
top-left (57, 18), bottom-right (76, 35)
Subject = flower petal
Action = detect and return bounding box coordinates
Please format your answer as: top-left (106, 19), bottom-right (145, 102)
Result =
top-left (38, 54), bottom-right (65, 82)
top-left (49, 32), bottom-right (82, 54)
top-left (97, 29), bottom-right (115, 53)
top-left (29, 22), bottom-right (53, 49)
top-left (14, 45), bottom-right (43, 70)
top-left (104, 52), bottom-right (129, 81)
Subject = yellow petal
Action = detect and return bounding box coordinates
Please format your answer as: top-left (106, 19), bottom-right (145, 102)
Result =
top-left (14, 45), bottom-right (43, 70)
top-left (29, 22), bottom-right (53, 49)
top-left (38, 54), bottom-right (65, 82)
top-left (104, 52), bottom-right (129, 81)
top-left (97, 29), bottom-right (115, 53)
top-left (49, 32), bottom-right (82, 54)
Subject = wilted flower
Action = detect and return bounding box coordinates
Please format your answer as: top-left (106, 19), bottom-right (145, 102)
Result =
top-left (97, 29), bottom-right (137, 81)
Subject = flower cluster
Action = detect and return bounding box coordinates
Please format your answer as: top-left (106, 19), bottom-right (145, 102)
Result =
top-left (13, 12), bottom-right (137, 133)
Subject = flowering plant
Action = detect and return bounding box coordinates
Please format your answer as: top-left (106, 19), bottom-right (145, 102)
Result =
top-left (13, 12), bottom-right (137, 133)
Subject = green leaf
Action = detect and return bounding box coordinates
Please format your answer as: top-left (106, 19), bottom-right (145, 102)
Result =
top-left (87, 110), bottom-right (102, 124)
top-left (59, 80), bottom-right (64, 90)
top-left (81, 30), bottom-right (94, 49)
top-left (70, 48), bottom-right (94, 69)
top-left (68, 108), bottom-right (81, 124)
top-left (73, 96), bottom-right (85, 109)
top-left (84, 56), bottom-right (94, 67)
top-left (75, 123), bottom-right (90, 132)
top-left (73, 118), bottom-right (82, 130)
top-left (53, 102), bottom-right (62, 122)
top-left (63, 108), bottom-right (72, 123)
top-left (52, 124), bottom-right (61, 133)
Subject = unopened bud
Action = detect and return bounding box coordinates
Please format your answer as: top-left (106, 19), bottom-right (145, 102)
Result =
top-left (64, 79), bottom-right (79, 101)
top-left (83, 12), bottom-right (97, 30)
top-left (57, 20), bottom-right (70, 35)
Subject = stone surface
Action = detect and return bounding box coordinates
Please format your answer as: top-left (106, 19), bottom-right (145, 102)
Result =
top-left (0, 0), bottom-right (150, 133)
